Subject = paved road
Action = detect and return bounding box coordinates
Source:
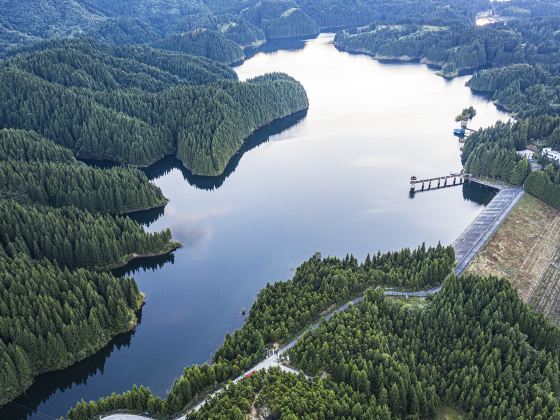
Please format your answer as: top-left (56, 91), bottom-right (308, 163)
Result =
top-left (100, 287), bottom-right (445, 420)
top-left (102, 184), bottom-right (524, 420)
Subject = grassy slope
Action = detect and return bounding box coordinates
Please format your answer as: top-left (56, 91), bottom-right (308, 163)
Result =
top-left (467, 193), bottom-right (560, 322)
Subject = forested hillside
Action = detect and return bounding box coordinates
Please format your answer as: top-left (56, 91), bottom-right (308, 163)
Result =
top-left (462, 116), bottom-right (560, 209)
top-left (240, 1), bottom-right (319, 39)
top-left (67, 244), bottom-right (456, 418)
top-left (218, 18), bottom-right (265, 48)
top-left (190, 274), bottom-right (560, 419)
top-left (5, 0), bottom-right (560, 416)
top-left (0, 129), bottom-right (77, 163)
top-left (0, 200), bottom-right (177, 270)
top-left (67, 246), bottom-right (560, 419)
top-left (335, 24), bottom-right (525, 78)
top-left (0, 1), bottom-right (312, 407)
top-left (0, 128), bottom-right (167, 214)
top-left (0, 0), bottom-right (490, 58)
top-left (0, 253), bottom-right (143, 406)
top-left (5, 39), bottom-right (237, 90)
top-left (153, 29), bottom-right (245, 64)
top-left (0, 160), bottom-right (167, 213)
top-left (0, 41), bottom-right (308, 175)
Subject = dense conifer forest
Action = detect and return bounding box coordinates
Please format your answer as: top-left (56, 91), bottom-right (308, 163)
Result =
top-left (0, 129), bottom-right (77, 163)
top-left (67, 246), bottom-right (560, 419)
top-left (190, 274), bottom-right (560, 419)
top-left (0, 201), bottom-right (176, 270)
top-left (152, 29), bottom-right (245, 64)
top-left (0, 161), bottom-right (167, 213)
top-left (0, 128), bottom-right (167, 213)
top-left (4, 0), bottom-right (560, 416)
top-left (0, 40), bottom-right (308, 174)
top-left (0, 3), bottom-right (311, 406)
top-left (0, 253), bottom-right (143, 406)
top-left (67, 244), bottom-right (456, 418)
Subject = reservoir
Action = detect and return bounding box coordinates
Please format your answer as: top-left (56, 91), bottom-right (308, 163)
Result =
top-left (2, 33), bottom-right (509, 419)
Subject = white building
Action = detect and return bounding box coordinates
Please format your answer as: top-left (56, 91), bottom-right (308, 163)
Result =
top-left (517, 150), bottom-right (534, 160)
top-left (543, 147), bottom-right (560, 163)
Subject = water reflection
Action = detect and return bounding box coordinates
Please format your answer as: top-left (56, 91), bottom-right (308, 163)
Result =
top-left (112, 253), bottom-right (176, 277)
top-left (143, 110), bottom-right (308, 188)
top-left (1, 33), bottom-right (510, 419)
top-left (127, 206), bottom-right (166, 227)
top-left (1, 320), bottom-right (139, 420)
top-left (408, 181), bottom-right (497, 203)
top-left (244, 37), bottom-right (310, 60)
top-left (462, 180), bottom-right (498, 205)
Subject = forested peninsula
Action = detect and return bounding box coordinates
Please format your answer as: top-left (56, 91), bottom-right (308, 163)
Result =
top-left (0, 40), bottom-right (309, 176)
top-left (0, 254), bottom-right (144, 407)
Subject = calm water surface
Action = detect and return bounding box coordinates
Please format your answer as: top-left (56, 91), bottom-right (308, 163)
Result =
top-left (2, 33), bottom-right (509, 419)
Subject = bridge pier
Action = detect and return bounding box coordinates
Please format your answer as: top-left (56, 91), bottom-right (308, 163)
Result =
top-left (410, 172), bottom-right (468, 194)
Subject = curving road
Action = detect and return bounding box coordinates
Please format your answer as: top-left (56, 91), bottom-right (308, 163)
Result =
top-left (102, 181), bottom-right (523, 420)
top-left (101, 285), bottom-right (444, 420)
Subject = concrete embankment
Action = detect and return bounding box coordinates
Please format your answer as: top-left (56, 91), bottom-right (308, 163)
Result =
top-left (453, 182), bottom-right (524, 276)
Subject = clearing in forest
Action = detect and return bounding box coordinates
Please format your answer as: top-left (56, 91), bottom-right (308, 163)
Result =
top-left (467, 193), bottom-right (560, 323)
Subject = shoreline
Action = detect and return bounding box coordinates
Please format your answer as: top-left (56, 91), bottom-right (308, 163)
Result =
top-left (115, 200), bottom-right (169, 216)
top-left (0, 295), bottom-right (145, 409)
top-left (101, 241), bottom-right (182, 272)
top-left (82, 108), bottom-right (309, 180)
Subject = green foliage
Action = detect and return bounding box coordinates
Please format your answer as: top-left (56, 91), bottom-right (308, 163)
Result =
top-left (462, 115), bottom-right (560, 195)
top-left (464, 144), bottom-right (528, 185)
top-left (219, 19), bottom-right (265, 47)
top-left (153, 29), bottom-right (244, 64)
top-left (215, 243), bottom-right (455, 373)
top-left (154, 273), bottom-right (560, 419)
top-left (241, 0), bottom-right (320, 39)
top-left (0, 66), bottom-right (175, 166)
top-left (525, 170), bottom-right (560, 209)
top-left (0, 0), bottom-right (489, 57)
top-left (67, 244), bottom-right (454, 418)
top-left (191, 368), bottom-right (394, 420)
top-left (0, 43), bottom-right (308, 175)
top-left (175, 73), bottom-right (309, 175)
top-left (468, 63), bottom-right (538, 95)
top-left (0, 129), bottom-right (76, 163)
top-left (286, 274), bottom-right (560, 418)
top-left (0, 253), bottom-right (142, 406)
top-left (0, 200), bottom-right (175, 270)
top-left (334, 12), bottom-right (560, 117)
top-left (335, 24), bottom-right (524, 77)
top-left (87, 17), bottom-right (162, 45)
top-left (261, 6), bottom-right (319, 39)
top-left (6, 39), bottom-right (237, 91)
top-left (0, 160), bottom-right (167, 213)
top-left (455, 106), bottom-right (476, 122)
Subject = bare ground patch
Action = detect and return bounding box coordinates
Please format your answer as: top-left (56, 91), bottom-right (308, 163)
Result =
top-left (467, 194), bottom-right (560, 321)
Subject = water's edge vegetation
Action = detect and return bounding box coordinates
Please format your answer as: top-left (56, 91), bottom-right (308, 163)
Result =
top-left (2, 0), bottom-right (560, 417)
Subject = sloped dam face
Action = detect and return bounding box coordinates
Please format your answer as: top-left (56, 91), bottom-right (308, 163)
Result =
top-left (2, 33), bottom-right (509, 419)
